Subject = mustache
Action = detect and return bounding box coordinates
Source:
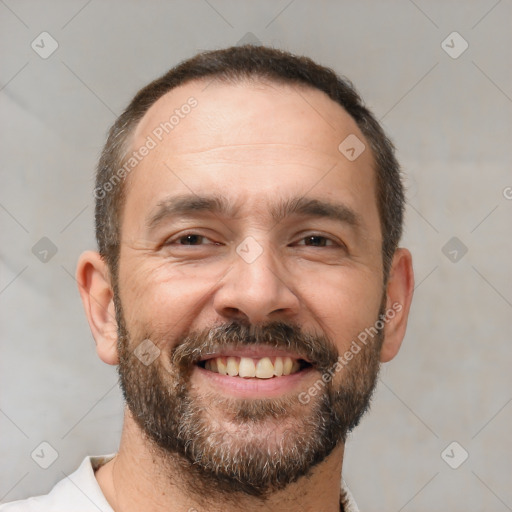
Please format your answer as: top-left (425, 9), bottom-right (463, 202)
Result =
top-left (170, 321), bottom-right (339, 373)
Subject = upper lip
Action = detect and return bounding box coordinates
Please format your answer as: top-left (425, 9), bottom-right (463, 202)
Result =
top-left (198, 346), bottom-right (313, 364)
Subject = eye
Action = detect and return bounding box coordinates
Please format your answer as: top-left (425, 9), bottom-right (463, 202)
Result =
top-left (295, 235), bottom-right (339, 248)
top-left (164, 233), bottom-right (217, 246)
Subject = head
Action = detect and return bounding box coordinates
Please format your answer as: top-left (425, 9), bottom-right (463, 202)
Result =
top-left (78, 45), bottom-right (414, 500)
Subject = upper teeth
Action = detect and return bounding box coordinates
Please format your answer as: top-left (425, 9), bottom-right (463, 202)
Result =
top-left (204, 356), bottom-right (301, 379)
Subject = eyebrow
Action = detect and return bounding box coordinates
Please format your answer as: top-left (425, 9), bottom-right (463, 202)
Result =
top-left (146, 193), bottom-right (361, 232)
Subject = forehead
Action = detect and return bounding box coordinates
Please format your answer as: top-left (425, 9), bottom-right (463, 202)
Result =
top-left (123, 78), bottom-right (379, 237)
top-left (131, 78), bottom-right (368, 162)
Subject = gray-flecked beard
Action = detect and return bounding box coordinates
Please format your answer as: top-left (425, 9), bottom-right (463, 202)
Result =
top-left (114, 294), bottom-right (383, 502)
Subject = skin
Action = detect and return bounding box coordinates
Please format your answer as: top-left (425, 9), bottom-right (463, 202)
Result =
top-left (77, 78), bottom-right (414, 511)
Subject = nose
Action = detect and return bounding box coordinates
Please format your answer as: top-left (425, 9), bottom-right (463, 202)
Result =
top-left (213, 237), bottom-right (300, 325)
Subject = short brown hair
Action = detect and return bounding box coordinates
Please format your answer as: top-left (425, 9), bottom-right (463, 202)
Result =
top-left (95, 45), bottom-right (404, 282)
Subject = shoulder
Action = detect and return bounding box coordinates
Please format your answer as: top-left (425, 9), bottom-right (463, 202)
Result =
top-left (0, 454), bottom-right (116, 512)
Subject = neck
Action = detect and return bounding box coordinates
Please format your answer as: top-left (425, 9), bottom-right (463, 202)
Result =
top-left (95, 408), bottom-right (345, 512)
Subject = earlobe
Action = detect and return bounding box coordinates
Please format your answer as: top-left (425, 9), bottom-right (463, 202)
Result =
top-left (379, 248), bottom-right (414, 363)
top-left (76, 251), bottom-right (119, 365)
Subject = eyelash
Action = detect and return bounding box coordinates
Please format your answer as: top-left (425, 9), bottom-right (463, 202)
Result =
top-left (164, 232), bottom-right (345, 249)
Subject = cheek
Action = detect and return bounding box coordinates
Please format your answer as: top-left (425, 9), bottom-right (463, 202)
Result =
top-left (118, 258), bottom-right (225, 343)
top-left (297, 266), bottom-right (382, 350)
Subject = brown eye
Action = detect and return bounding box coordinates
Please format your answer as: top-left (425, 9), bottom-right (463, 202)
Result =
top-left (297, 235), bottom-right (336, 247)
top-left (165, 233), bottom-right (215, 246)
top-left (302, 235), bottom-right (332, 247)
top-left (293, 233), bottom-right (348, 252)
top-left (178, 234), bottom-right (205, 245)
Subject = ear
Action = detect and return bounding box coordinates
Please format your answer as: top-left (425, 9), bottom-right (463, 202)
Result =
top-left (379, 248), bottom-right (414, 363)
top-left (76, 251), bottom-right (119, 365)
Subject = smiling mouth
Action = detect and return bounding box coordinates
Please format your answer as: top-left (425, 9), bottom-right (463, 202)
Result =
top-left (197, 356), bottom-right (312, 379)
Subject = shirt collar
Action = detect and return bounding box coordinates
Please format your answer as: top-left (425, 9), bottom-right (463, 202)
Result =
top-left (340, 478), bottom-right (360, 512)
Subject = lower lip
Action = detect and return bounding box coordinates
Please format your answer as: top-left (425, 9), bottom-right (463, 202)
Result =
top-left (193, 365), bottom-right (316, 398)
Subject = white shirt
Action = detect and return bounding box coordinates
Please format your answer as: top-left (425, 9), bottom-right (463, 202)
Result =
top-left (0, 454), bottom-right (360, 511)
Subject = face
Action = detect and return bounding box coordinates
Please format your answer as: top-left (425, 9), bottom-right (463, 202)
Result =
top-left (115, 79), bottom-right (386, 497)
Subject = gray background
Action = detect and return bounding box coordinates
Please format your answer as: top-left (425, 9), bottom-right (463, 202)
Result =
top-left (1, 1), bottom-right (511, 510)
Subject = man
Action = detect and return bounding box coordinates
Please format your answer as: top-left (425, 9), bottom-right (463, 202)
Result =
top-left (2, 45), bottom-right (414, 511)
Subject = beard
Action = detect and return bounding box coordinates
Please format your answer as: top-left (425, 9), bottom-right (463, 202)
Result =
top-left (114, 292), bottom-right (384, 500)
